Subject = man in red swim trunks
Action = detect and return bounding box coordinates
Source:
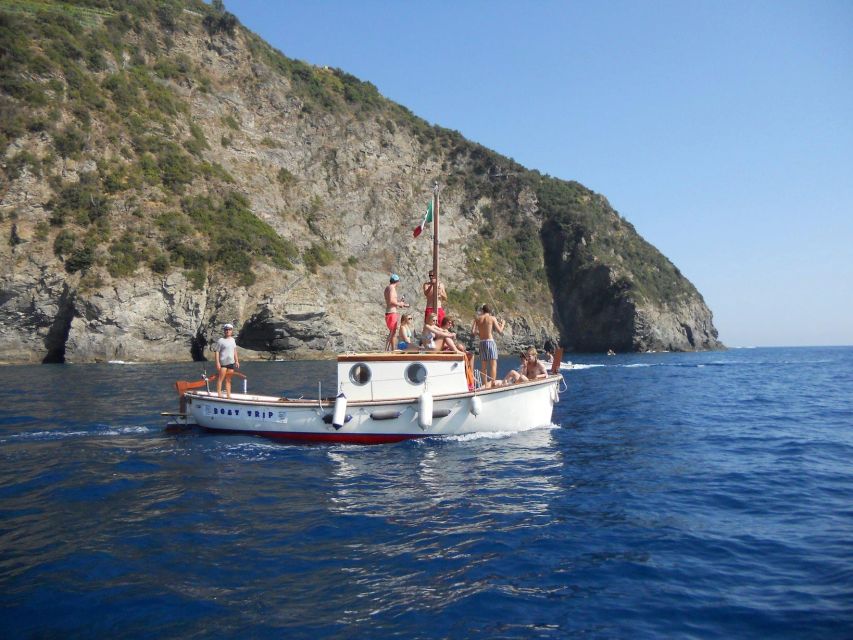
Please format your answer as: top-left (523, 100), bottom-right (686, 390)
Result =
top-left (384, 273), bottom-right (409, 351)
top-left (422, 270), bottom-right (447, 326)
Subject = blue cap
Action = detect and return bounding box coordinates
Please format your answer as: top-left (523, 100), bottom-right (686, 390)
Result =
top-left (390, 273), bottom-right (400, 282)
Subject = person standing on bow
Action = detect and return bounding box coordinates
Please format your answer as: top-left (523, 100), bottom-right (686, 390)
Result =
top-left (384, 273), bottom-right (409, 351)
top-left (422, 269), bottom-right (447, 327)
top-left (215, 323), bottom-right (240, 398)
top-left (473, 304), bottom-right (505, 387)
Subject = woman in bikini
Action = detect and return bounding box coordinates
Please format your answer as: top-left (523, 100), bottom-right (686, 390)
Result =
top-left (421, 313), bottom-right (456, 351)
top-left (397, 314), bottom-right (416, 350)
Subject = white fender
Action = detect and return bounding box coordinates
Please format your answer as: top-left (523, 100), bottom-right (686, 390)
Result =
top-left (332, 392), bottom-right (348, 429)
top-left (469, 395), bottom-right (482, 416)
top-left (418, 392), bottom-right (433, 430)
top-left (550, 384), bottom-right (560, 404)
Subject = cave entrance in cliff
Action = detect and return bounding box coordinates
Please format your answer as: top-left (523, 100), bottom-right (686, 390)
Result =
top-left (42, 313), bottom-right (73, 364)
top-left (190, 330), bottom-right (208, 361)
top-left (42, 293), bottom-right (75, 364)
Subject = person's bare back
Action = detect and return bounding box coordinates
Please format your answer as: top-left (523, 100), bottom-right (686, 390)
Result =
top-left (474, 304), bottom-right (505, 386)
top-left (474, 309), bottom-right (504, 340)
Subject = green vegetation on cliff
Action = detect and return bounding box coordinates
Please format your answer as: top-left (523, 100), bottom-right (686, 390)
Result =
top-left (1, 0), bottom-right (298, 285)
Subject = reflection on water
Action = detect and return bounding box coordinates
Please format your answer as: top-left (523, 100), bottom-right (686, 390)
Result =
top-left (318, 424), bottom-right (566, 628)
top-left (327, 425), bottom-right (561, 519)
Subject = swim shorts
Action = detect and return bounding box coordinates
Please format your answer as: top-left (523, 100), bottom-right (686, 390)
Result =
top-left (480, 339), bottom-right (498, 361)
top-left (385, 312), bottom-right (399, 332)
top-left (424, 307), bottom-right (446, 326)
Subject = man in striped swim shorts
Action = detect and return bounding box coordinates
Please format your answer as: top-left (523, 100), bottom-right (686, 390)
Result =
top-left (473, 304), bottom-right (505, 388)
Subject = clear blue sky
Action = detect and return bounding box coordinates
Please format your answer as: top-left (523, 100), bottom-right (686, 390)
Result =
top-left (227, 0), bottom-right (852, 347)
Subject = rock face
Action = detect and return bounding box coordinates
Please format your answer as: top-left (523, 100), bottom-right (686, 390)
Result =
top-left (538, 184), bottom-right (721, 353)
top-left (0, 2), bottom-right (721, 364)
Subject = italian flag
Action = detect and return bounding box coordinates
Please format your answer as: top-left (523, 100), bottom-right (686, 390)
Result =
top-left (412, 200), bottom-right (433, 238)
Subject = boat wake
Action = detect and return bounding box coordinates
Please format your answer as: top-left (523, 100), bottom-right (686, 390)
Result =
top-left (219, 441), bottom-right (282, 460)
top-left (1, 425), bottom-right (155, 443)
top-left (420, 422), bottom-right (560, 444)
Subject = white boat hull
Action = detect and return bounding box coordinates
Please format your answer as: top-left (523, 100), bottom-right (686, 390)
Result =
top-left (183, 376), bottom-right (561, 444)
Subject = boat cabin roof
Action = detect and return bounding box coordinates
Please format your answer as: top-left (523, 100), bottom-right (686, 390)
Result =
top-left (337, 352), bottom-right (465, 363)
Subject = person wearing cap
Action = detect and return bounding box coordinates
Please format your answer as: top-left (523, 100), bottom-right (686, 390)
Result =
top-left (214, 323), bottom-right (240, 398)
top-left (383, 273), bottom-right (409, 351)
top-left (422, 269), bottom-right (447, 326)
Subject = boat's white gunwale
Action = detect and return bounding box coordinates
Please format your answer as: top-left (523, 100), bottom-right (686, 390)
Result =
top-left (185, 374), bottom-right (560, 409)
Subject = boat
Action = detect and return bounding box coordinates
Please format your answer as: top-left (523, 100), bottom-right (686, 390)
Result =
top-left (169, 352), bottom-right (562, 444)
top-left (540, 359), bottom-right (573, 371)
top-left (166, 185), bottom-right (564, 444)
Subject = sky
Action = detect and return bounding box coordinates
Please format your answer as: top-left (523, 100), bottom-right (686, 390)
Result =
top-left (227, 0), bottom-right (852, 347)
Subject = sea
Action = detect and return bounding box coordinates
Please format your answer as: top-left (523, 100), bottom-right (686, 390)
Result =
top-left (0, 346), bottom-right (851, 639)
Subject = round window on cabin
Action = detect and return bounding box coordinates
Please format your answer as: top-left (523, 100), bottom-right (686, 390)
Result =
top-left (405, 362), bottom-right (428, 385)
top-left (349, 363), bottom-right (371, 386)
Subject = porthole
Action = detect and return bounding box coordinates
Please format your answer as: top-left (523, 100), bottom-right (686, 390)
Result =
top-left (405, 362), bottom-right (428, 385)
top-left (349, 363), bottom-right (371, 386)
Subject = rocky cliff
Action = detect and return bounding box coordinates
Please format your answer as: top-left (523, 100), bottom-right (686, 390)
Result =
top-left (0, 0), bottom-right (721, 364)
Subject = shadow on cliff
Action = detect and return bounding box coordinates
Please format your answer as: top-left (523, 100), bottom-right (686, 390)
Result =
top-left (190, 329), bottom-right (209, 361)
top-left (541, 220), bottom-right (636, 353)
top-left (42, 286), bottom-right (75, 364)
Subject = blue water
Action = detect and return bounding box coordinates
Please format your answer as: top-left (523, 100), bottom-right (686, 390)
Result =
top-left (0, 347), bottom-right (851, 639)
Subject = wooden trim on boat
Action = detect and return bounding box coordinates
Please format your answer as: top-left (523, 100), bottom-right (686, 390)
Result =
top-left (550, 348), bottom-right (564, 375)
top-left (337, 352), bottom-right (465, 363)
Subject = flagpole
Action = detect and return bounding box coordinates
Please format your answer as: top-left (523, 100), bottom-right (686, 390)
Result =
top-left (432, 182), bottom-right (440, 314)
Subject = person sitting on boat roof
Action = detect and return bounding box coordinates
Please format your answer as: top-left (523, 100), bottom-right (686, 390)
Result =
top-left (214, 323), bottom-right (240, 398)
top-left (436, 316), bottom-right (466, 354)
top-left (421, 312), bottom-right (455, 351)
top-left (422, 269), bottom-right (447, 326)
top-left (384, 273), bottom-right (409, 351)
top-left (397, 313), bottom-right (416, 350)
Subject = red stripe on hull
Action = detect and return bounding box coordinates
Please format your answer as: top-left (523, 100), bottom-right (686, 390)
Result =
top-left (201, 427), bottom-right (425, 445)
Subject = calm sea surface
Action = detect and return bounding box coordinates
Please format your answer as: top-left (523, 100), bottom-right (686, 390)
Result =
top-left (0, 347), bottom-right (851, 639)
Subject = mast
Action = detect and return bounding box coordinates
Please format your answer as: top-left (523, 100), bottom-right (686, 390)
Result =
top-left (432, 183), bottom-right (440, 313)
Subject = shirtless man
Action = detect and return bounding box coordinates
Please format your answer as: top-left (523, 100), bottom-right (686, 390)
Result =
top-left (422, 270), bottom-right (447, 326)
top-left (384, 273), bottom-right (409, 351)
top-left (502, 346), bottom-right (548, 385)
top-left (473, 304), bottom-right (505, 387)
